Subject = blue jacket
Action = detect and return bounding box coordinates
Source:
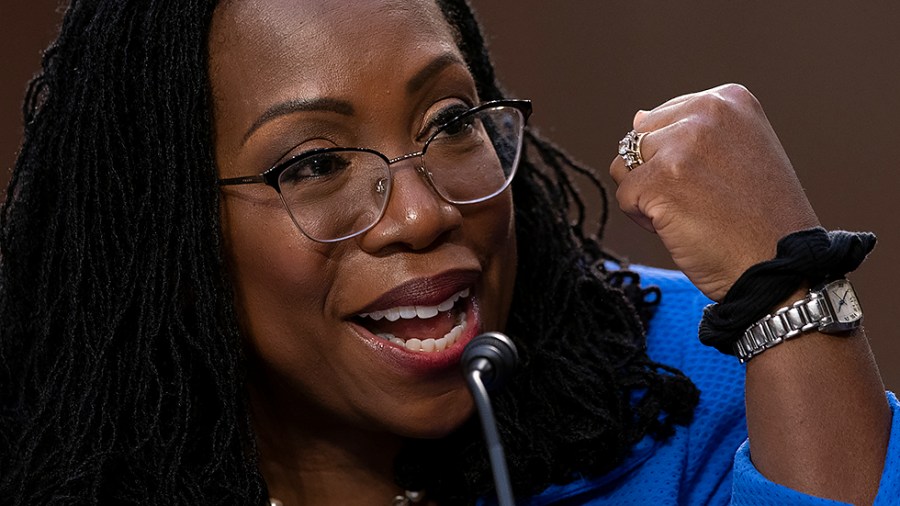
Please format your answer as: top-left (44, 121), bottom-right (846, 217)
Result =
top-left (491, 265), bottom-right (900, 505)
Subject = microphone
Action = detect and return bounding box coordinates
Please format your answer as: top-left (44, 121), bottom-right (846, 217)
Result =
top-left (462, 332), bottom-right (519, 506)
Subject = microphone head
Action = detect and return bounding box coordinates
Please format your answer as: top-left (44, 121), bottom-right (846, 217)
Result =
top-left (461, 331), bottom-right (519, 391)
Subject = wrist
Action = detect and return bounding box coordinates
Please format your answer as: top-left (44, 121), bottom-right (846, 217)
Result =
top-left (733, 279), bottom-right (863, 363)
top-left (698, 228), bottom-right (876, 358)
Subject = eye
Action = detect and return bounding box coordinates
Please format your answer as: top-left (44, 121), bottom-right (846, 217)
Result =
top-left (440, 113), bottom-right (477, 137)
top-left (280, 151), bottom-right (352, 183)
top-left (422, 103), bottom-right (472, 139)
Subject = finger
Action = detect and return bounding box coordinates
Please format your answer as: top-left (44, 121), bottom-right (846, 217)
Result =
top-left (609, 129), bottom-right (660, 185)
top-left (633, 92), bottom-right (696, 130)
top-left (635, 96), bottom-right (701, 133)
top-left (610, 121), bottom-right (687, 231)
top-left (633, 110), bottom-right (649, 129)
top-left (609, 153), bottom-right (629, 185)
top-left (614, 169), bottom-right (657, 234)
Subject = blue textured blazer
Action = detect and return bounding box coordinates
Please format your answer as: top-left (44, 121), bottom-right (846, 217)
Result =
top-left (481, 265), bottom-right (900, 505)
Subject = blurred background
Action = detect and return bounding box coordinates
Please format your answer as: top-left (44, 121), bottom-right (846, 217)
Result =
top-left (2, 1), bottom-right (898, 389)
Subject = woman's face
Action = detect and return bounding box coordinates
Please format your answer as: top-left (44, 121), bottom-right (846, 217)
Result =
top-left (210, 0), bottom-right (517, 438)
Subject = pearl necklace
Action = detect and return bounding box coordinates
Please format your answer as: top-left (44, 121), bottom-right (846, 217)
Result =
top-left (270, 489), bottom-right (424, 506)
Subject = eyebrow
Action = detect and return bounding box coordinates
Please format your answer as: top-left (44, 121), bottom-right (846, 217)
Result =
top-left (406, 52), bottom-right (466, 96)
top-left (242, 97), bottom-right (355, 145)
top-left (241, 52), bottom-right (467, 145)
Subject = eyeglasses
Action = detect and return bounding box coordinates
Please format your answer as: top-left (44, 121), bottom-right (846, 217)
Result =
top-left (218, 99), bottom-right (532, 242)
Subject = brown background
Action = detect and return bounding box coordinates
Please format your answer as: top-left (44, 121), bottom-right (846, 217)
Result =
top-left (2, 2), bottom-right (898, 390)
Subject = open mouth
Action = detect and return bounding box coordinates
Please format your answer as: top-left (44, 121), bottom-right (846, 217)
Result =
top-left (356, 288), bottom-right (471, 352)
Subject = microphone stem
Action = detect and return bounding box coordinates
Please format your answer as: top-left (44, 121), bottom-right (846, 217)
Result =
top-left (466, 361), bottom-right (515, 506)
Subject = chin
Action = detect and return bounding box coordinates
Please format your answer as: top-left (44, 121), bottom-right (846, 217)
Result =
top-left (389, 392), bottom-right (476, 440)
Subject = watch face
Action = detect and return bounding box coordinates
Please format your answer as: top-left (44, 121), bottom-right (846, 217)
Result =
top-left (824, 279), bottom-right (863, 323)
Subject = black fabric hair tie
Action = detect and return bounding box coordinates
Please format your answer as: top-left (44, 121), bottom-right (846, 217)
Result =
top-left (698, 227), bottom-right (877, 355)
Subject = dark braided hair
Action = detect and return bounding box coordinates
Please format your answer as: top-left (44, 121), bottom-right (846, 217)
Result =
top-left (0, 1), bottom-right (264, 504)
top-left (1, 0), bottom-right (698, 504)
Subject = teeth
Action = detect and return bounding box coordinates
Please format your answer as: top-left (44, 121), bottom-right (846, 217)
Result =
top-left (436, 298), bottom-right (455, 312)
top-left (416, 306), bottom-right (439, 319)
top-left (373, 313), bottom-right (468, 353)
top-left (363, 289), bottom-right (471, 353)
top-left (359, 288), bottom-right (470, 322)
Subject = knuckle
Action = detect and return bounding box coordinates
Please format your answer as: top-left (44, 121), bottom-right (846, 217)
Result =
top-left (706, 92), bottom-right (733, 117)
top-left (718, 82), bottom-right (752, 98)
top-left (691, 84), bottom-right (762, 124)
top-left (664, 157), bottom-right (690, 182)
top-left (718, 83), bottom-right (762, 110)
top-left (672, 115), bottom-right (707, 145)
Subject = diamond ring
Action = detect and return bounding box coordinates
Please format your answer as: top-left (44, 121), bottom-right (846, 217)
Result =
top-left (618, 129), bottom-right (647, 171)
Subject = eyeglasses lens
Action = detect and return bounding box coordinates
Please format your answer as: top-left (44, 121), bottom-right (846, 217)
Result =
top-left (277, 105), bottom-right (525, 242)
top-left (423, 106), bottom-right (524, 204)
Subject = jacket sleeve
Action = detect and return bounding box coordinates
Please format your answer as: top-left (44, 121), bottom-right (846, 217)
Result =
top-left (731, 391), bottom-right (900, 505)
top-left (638, 265), bottom-right (900, 505)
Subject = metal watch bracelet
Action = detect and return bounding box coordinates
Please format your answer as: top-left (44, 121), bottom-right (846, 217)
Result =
top-left (733, 288), bottom-right (833, 364)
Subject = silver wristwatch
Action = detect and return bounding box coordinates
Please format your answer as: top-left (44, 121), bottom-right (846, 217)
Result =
top-left (733, 278), bottom-right (863, 363)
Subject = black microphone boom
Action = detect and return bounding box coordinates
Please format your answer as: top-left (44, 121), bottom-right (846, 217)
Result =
top-left (462, 331), bottom-right (519, 506)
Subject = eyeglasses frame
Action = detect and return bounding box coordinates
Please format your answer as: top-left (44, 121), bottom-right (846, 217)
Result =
top-left (218, 99), bottom-right (532, 242)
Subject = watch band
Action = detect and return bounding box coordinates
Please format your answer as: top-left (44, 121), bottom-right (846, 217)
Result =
top-left (733, 289), bottom-right (831, 364)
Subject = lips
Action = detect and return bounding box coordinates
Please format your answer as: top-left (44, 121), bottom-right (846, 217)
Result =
top-left (350, 270), bottom-right (481, 357)
top-left (359, 288), bottom-right (470, 351)
top-left (354, 270), bottom-right (480, 313)
top-left (359, 288), bottom-right (469, 322)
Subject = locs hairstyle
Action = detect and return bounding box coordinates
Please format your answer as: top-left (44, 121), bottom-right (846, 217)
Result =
top-left (0, 1), bottom-right (698, 505)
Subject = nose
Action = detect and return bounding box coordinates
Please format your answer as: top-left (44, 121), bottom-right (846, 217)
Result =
top-left (357, 158), bottom-right (462, 252)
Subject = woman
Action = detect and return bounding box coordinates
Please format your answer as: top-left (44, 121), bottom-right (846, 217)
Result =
top-left (0, 0), bottom-right (895, 504)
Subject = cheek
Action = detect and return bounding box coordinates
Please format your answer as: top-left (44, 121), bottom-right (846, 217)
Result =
top-left (220, 196), bottom-right (332, 356)
top-left (471, 191), bottom-right (517, 330)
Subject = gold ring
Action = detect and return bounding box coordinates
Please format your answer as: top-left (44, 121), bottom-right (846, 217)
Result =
top-left (618, 129), bottom-right (647, 171)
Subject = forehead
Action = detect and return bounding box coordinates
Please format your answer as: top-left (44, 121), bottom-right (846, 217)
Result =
top-left (208, 0), bottom-right (467, 157)
top-left (209, 0), bottom-right (460, 92)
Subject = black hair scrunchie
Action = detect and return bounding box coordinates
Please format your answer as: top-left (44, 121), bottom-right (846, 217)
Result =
top-left (698, 227), bottom-right (877, 356)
